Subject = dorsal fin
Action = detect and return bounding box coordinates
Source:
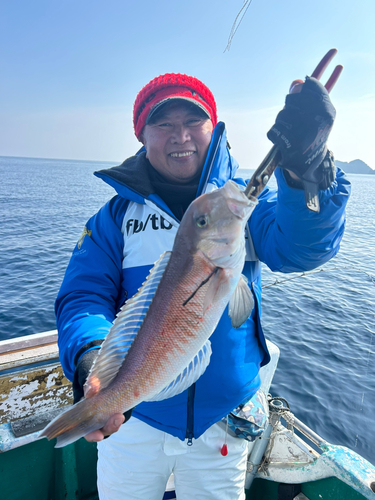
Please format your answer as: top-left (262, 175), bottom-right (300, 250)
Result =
top-left (84, 251), bottom-right (172, 397)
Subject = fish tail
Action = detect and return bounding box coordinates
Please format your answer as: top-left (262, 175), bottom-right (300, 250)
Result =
top-left (40, 399), bottom-right (106, 448)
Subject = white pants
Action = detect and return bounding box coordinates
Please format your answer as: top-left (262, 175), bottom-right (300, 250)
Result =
top-left (97, 417), bottom-right (249, 500)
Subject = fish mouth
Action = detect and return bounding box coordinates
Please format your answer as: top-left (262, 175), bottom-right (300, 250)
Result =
top-left (222, 181), bottom-right (256, 220)
top-left (226, 199), bottom-right (253, 220)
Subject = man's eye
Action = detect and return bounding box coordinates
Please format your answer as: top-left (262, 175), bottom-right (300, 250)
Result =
top-left (158, 122), bottom-right (171, 128)
top-left (187, 119), bottom-right (202, 126)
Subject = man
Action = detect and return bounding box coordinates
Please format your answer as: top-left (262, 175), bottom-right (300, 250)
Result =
top-left (56, 73), bottom-right (350, 499)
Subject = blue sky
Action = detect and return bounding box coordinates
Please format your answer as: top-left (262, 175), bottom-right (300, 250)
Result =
top-left (1, 0), bottom-right (374, 169)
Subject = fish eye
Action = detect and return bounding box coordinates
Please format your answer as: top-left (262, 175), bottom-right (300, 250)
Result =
top-left (196, 216), bottom-right (208, 228)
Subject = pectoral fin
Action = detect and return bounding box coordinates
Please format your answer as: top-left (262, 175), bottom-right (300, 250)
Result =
top-left (228, 275), bottom-right (254, 328)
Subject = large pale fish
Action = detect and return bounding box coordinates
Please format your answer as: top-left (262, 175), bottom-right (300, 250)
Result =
top-left (41, 180), bottom-right (257, 447)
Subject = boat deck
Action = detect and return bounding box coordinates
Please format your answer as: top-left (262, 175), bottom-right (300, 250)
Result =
top-left (0, 331), bottom-right (373, 500)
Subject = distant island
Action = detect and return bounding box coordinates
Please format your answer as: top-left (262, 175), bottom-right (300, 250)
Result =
top-left (335, 159), bottom-right (374, 175)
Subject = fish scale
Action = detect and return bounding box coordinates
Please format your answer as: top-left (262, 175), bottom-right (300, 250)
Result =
top-left (115, 257), bottom-right (217, 401)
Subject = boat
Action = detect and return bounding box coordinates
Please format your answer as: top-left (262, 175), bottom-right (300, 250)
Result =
top-left (0, 330), bottom-right (374, 500)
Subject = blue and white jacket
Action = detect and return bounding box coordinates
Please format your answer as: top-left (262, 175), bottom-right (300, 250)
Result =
top-left (56, 122), bottom-right (351, 441)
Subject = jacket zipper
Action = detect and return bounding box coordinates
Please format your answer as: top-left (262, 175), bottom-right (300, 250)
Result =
top-left (184, 129), bottom-right (223, 445)
top-left (186, 383), bottom-right (196, 445)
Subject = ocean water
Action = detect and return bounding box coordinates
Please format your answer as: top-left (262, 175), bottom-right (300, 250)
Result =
top-left (0, 156), bottom-right (374, 465)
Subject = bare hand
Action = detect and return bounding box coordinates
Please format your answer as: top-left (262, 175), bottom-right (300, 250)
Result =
top-left (289, 48), bottom-right (343, 96)
top-left (84, 413), bottom-right (125, 443)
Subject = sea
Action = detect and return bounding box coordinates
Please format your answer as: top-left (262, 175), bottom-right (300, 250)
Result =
top-left (0, 155), bottom-right (374, 465)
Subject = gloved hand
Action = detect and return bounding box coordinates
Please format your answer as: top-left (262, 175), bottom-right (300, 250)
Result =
top-left (267, 76), bottom-right (336, 210)
top-left (73, 349), bottom-right (99, 403)
top-left (73, 349), bottom-right (133, 440)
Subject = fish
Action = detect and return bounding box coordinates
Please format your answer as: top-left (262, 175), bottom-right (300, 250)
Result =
top-left (40, 180), bottom-right (258, 447)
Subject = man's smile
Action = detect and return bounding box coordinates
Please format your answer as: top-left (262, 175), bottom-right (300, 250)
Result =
top-left (169, 151), bottom-right (195, 158)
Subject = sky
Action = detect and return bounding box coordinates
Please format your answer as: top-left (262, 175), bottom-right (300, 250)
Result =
top-left (1, 0), bottom-right (374, 169)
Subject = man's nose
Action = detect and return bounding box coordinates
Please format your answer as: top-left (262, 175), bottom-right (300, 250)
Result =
top-left (171, 125), bottom-right (191, 143)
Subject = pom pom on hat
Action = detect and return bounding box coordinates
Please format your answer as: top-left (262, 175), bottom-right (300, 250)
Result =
top-left (133, 73), bottom-right (217, 140)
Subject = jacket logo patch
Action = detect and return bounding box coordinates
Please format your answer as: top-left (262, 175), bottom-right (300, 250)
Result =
top-left (126, 214), bottom-right (173, 235)
top-left (77, 227), bottom-right (92, 249)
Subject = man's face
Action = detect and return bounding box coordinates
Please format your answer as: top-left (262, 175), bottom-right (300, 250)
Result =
top-left (141, 102), bottom-right (214, 184)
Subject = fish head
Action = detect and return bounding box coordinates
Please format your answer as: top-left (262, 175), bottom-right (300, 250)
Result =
top-left (180, 180), bottom-right (258, 269)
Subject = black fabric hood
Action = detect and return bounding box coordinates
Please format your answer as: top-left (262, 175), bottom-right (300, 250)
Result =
top-left (94, 152), bottom-right (155, 199)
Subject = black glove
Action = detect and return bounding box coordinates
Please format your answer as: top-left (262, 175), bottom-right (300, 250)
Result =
top-left (267, 77), bottom-right (336, 211)
top-left (73, 348), bottom-right (133, 423)
top-left (73, 348), bottom-right (99, 404)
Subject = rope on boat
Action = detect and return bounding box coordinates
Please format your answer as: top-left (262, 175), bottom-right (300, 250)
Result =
top-left (268, 397), bottom-right (295, 433)
top-left (256, 396), bottom-right (297, 474)
top-left (262, 265), bottom-right (375, 290)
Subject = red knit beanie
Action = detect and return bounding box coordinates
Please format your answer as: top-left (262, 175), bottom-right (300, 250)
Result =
top-left (133, 73), bottom-right (217, 140)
